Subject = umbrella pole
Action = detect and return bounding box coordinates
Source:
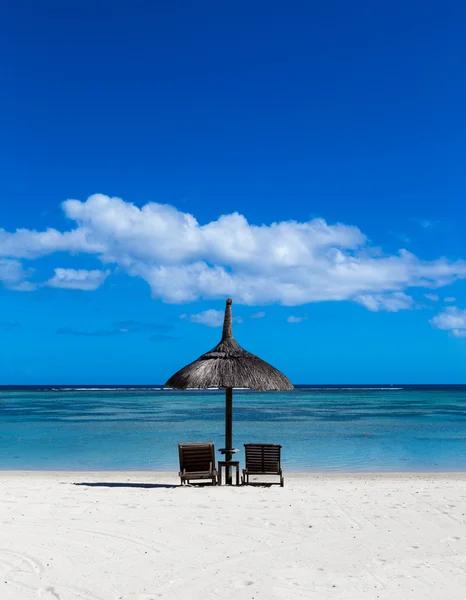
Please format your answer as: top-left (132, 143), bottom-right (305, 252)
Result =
top-left (225, 386), bottom-right (233, 484)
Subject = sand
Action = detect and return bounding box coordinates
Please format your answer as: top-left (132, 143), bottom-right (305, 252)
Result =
top-left (1, 472), bottom-right (466, 599)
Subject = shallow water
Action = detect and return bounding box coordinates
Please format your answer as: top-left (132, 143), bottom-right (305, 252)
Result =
top-left (1, 386), bottom-right (466, 471)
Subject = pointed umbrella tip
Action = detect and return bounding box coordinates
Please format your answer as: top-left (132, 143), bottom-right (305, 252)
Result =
top-left (222, 298), bottom-right (234, 339)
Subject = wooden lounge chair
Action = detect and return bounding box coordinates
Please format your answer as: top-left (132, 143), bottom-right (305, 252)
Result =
top-left (178, 442), bottom-right (217, 486)
top-left (242, 443), bottom-right (284, 487)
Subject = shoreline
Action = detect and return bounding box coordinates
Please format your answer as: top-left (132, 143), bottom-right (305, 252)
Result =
top-left (2, 469), bottom-right (466, 477)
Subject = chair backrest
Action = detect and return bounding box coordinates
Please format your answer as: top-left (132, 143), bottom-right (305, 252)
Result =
top-left (244, 443), bottom-right (282, 474)
top-left (178, 442), bottom-right (215, 473)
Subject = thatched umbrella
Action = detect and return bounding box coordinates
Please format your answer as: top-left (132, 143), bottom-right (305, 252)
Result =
top-left (165, 298), bottom-right (293, 483)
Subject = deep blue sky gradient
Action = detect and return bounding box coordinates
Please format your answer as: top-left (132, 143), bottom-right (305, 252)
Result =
top-left (1, 0), bottom-right (466, 383)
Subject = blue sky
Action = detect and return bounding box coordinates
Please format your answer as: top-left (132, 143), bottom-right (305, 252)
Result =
top-left (1, 0), bottom-right (466, 384)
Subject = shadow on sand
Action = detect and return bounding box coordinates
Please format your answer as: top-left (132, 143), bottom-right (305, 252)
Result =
top-left (73, 482), bottom-right (179, 489)
top-left (72, 481), bottom-right (276, 489)
top-left (242, 482), bottom-right (274, 487)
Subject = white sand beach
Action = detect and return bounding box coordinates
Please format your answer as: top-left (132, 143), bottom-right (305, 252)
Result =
top-left (1, 472), bottom-right (466, 600)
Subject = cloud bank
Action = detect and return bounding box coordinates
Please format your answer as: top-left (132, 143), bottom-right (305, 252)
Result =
top-left (45, 268), bottom-right (110, 291)
top-left (181, 309), bottom-right (243, 328)
top-left (1, 194), bottom-right (466, 310)
top-left (430, 307), bottom-right (466, 337)
top-left (0, 259), bottom-right (35, 291)
top-left (355, 292), bottom-right (415, 312)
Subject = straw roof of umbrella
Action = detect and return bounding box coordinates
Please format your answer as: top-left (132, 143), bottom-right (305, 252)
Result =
top-left (166, 299), bottom-right (293, 391)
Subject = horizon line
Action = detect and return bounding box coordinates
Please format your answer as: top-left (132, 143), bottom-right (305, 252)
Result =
top-left (1, 383), bottom-right (466, 389)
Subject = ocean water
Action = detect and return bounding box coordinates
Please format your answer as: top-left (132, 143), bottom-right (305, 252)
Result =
top-left (1, 386), bottom-right (466, 471)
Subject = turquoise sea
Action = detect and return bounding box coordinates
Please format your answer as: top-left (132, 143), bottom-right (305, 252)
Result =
top-left (1, 386), bottom-right (466, 471)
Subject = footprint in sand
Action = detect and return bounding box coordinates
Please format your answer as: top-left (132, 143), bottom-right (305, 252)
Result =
top-left (441, 535), bottom-right (461, 543)
top-left (37, 586), bottom-right (105, 600)
top-left (232, 579), bottom-right (255, 590)
top-left (0, 549), bottom-right (44, 575)
top-left (38, 586), bottom-right (61, 599)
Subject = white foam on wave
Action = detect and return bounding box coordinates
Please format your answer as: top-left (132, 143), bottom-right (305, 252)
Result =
top-left (51, 387), bottom-right (163, 392)
top-left (300, 387), bottom-right (404, 391)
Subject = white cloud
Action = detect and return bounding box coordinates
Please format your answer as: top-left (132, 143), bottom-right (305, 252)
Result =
top-left (251, 311), bottom-right (266, 319)
top-left (1, 194), bottom-right (466, 308)
top-left (287, 315), bottom-right (307, 323)
top-left (181, 309), bottom-right (243, 328)
top-left (0, 227), bottom-right (103, 259)
top-left (354, 292), bottom-right (414, 312)
top-left (0, 259), bottom-right (35, 291)
top-left (180, 310), bottom-right (223, 327)
top-left (424, 293), bottom-right (439, 302)
top-left (45, 268), bottom-right (110, 291)
top-left (430, 307), bottom-right (466, 333)
top-left (451, 329), bottom-right (466, 338)
top-left (445, 297), bottom-right (456, 303)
